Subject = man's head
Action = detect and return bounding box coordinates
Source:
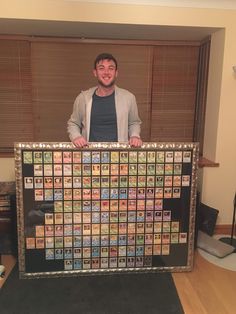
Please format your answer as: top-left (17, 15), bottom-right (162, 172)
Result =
top-left (93, 53), bottom-right (118, 88)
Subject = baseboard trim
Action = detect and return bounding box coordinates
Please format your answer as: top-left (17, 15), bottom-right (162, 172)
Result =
top-left (215, 224), bottom-right (234, 235)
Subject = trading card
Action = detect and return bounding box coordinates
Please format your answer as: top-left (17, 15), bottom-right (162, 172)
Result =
top-left (174, 151), bottom-right (183, 163)
top-left (73, 200), bottom-right (82, 212)
top-left (101, 188), bottom-right (110, 199)
top-left (110, 200), bottom-right (118, 211)
top-left (129, 164), bottom-right (137, 175)
top-left (101, 223), bottom-right (109, 235)
top-left (119, 222), bottom-right (127, 234)
top-left (55, 225), bottom-right (63, 236)
top-left (154, 222), bottom-right (162, 233)
top-left (109, 257), bottom-right (118, 268)
top-left (120, 176), bottom-right (128, 187)
top-left (110, 235), bottom-right (118, 246)
top-left (91, 177), bottom-right (100, 188)
top-left (83, 212), bottom-right (91, 223)
top-left (83, 224), bottom-right (91, 236)
top-left (110, 212), bottom-right (118, 223)
top-left (136, 223), bottom-right (144, 234)
top-left (74, 259), bottom-right (82, 269)
top-left (83, 259), bottom-right (91, 269)
top-left (119, 200), bottom-right (127, 211)
top-left (83, 200), bottom-right (91, 211)
top-left (110, 246), bottom-right (118, 257)
top-left (146, 188), bottom-right (154, 198)
top-left (53, 151), bottom-right (62, 163)
top-left (54, 164), bottom-right (62, 176)
top-left (138, 176), bottom-right (146, 187)
top-left (165, 151), bottom-right (174, 163)
top-left (64, 188), bottom-right (73, 200)
top-left (147, 164), bottom-right (155, 175)
top-left (173, 187), bottom-right (181, 198)
top-left (120, 164), bottom-right (128, 175)
top-left (162, 233), bottom-right (170, 244)
top-left (24, 177), bottom-right (33, 189)
top-left (138, 164), bottom-right (146, 175)
top-left (146, 176), bottom-right (155, 187)
top-left (72, 177), bottom-right (81, 189)
top-left (45, 249), bottom-right (54, 260)
top-left (128, 211), bottom-right (136, 222)
top-left (92, 247), bottom-right (100, 258)
top-left (64, 248), bottom-right (73, 259)
top-left (127, 235), bottom-right (135, 245)
top-left (34, 164), bottom-right (43, 176)
top-left (146, 199), bottom-right (154, 210)
top-left (35, 225), bottom-right (45, 237)
top-left (73, 164), bottom-right (82, 176)
top-left (171, 221), bottom-right (179, 232)
top-left (110, 223), bottom-right (118, 235)
top-left (118, 235), bottom-right (127, 245)
top-left (73, 224), bottom-right (82, 235)
top-left (154, 211), bottom-right (162, 221)
top-left (155, 176), bottom-right (163, 187)
top-left (171, 233), bottom-right (179, 244)
top-left (33, 151), bottom-right (43, 163)
top-left (91, 258), bottom-right (100, 269)
top-left (53, 177), bottom-right (62, 189)
top-left (82, 164), bottom-right (91, 176)
top-left (118, 257), bottom-right (126, 268)
top-left (137, 211), bottom-right (145, 222)
top-left (55, 236), bottom-right (63, 248)
top-left (137, 188), bottom-right (145, 199)
top-left (136, 245), bottom-right (144, 256)
top-left (91, 200), bottom-right (100, 212)
top-left (82, 151), bottom-right (91, 163)
top-left (110, 176), bottom-right (118, 188)
top-left (111, 164), bottom-right (119, 175)
top-left (163, 210), bottom-right (171, 221)
top-left (128, 199), bottom-right (136, 210)
top-left (127, 256), bottom-right (135, 267)
top-left (174, 164), bottom-right (182, 175)
top-left (92, 235), bottom-right (100, 246)
top-left (182, 175), bottom-right (190, 186)
top-left (63, 151), bottom-right (72, 163)
top-left (73, 188), bottom-right (82, 200)
top-left (138, 151), bottom-right (146, 163)
top-left (45, 237), bottom-right (54, 248)
top-left (173, 176), bottom-right (181, 186)
top-left (153, 244), bottom-right (161, 255)
top-left (64, 236), bottom-right (73, 248)
top-left (156, 151), bottom-right (164, 163)
top-left (183, 151), bottom-right (191, 163)
top-left (91, 188), bottom-right (100, 200)
top-left (44, 164), bottom-right (53, 176)
top-left (64, 212), bottom-right (73, 224)
top-left (73, 248), bottom-right (82, 258)
top-left (92, 212), bottom-right (100, 223)
top-left (129, 151), bottom-right (137, 163)
top-left (101, 200), bottom-right (109, 211)
top-left (101, 235), bottom-right (109, 246)
top-left (92, 164), bottom-right (100, 176)
top-left (101, 164), bottom-right (109, 175)
top-left (120, 151), bottom-right (128, 163)
top-left (163, 222), bottom-right (171, 232)
top-left (35, 238), bottom-right (45, 249)
top-left (44, 189), bottom-right (53, 201)
top-left (64, 176), bottom-right (72, 188)
top-left (164, 176), bottom-right (173, 187)
top-left (63, 164), bottom-right (72, 176)
top-left (162, 244), bottom-right (170, 255)
top-left (144, 256), bottom-right (152, 267)
top-left (73, 236), bottom-right (82, 247)
top-left (179, 232), bottom-right (187, 243)
top-left (110, 188), bottom-right (118, 199)
top-left (100, 176), bottom-right (109, 188)
top-left (118, 246), bottom-right (126, 257)
top-left (54, 201), bottom-right (63, 212)
top-left (101, 258), bottom-right (109, 268)
top-left (155, 188), bottom-right (163, 198)
top-left (165, 164), bottom-right (173, 175)
top-left (146, 211), bottom-right (154, 222)
top-left (144, 245), bottom-right (152, 255)
top-left (156, 164), bottom-right (164, 175)
top-left (73, 151), bottom-right (81, 163)
top-left (111, 151), bottom-right (119, 163)
top-left (82, 176), bottom-right (91, 188)
top-left (127, 246), bottom-right (135, 257)
top-left (127, 223), bottom-right (135, 234)
top-left (26, 237), bottom-right (35, 249)
top-left (135, 257), bottom-right (144, 267)
top-left (129, 176), bottom-right (137, 187)
top-left (101, 151), bottom-right (110, 163)
top-left (23, 151), bottom-right (33, 164)
top-left (154, 233), bottom-right (162, 245)
top-left (154, 199), bottom-right (163, 210)
top-left (44, 151), bottom-right (52, 164)
top-left (44, 177), bottom-right (53, 189)
top-left (45, 213), bottom-right (54, 225)
top-left (119, 188), bottom-right (127, 199)
top-left (147, 151), bottom-right (156, 163)
top-left (136, 234), bottom-right (144, 245)
top-left (119, 212), bottom-right (127, 223)
top-left (64, 224), bottom-right (72, 236)
top-left (92, 151), bottom-right (100, 163)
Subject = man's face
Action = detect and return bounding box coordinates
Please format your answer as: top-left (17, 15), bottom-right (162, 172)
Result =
top-left (93, 59), bottom-right (118, 88)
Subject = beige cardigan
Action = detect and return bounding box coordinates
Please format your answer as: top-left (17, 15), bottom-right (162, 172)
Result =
top-left (67, 85), bottom-right (141, 142)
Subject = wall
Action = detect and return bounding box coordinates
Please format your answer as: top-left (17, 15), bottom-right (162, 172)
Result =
top-left (0, 0), bottom-right (236, 225)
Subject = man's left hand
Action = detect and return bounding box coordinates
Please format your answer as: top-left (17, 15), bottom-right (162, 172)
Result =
top-left (129, 136), bottom-right (143, 147)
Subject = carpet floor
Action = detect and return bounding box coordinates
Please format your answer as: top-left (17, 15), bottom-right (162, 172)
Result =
top-left (0, 266), bottom-right (184, 314)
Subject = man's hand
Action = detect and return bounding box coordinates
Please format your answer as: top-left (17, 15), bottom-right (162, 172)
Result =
top-left (129, 136), bottom-right (143, 147)
top-left (72, 136), bottom-right (88, 148)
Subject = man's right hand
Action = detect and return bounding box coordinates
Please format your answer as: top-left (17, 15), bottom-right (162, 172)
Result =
top-left (72, 136), bottom-right (88, 148)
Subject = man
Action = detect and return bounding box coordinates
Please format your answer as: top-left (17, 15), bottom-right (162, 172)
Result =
top-left (67, 53), bottom-right (142, 147)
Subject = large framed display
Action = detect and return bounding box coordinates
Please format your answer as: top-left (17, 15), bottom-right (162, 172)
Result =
top-left (15, 142), bottom-right (198, 278)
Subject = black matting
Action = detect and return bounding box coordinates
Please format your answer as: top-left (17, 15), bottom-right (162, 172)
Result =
top-left (0, 265), bottom-right (184, 314)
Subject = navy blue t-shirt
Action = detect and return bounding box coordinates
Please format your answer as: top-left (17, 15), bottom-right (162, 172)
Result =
top-left (89, 92), bottom-right (118, 142)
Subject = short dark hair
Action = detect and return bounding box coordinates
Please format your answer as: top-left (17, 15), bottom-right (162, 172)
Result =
top-left (94, 53), bottom-right (118, 69)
